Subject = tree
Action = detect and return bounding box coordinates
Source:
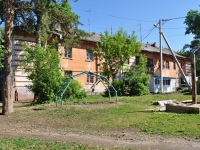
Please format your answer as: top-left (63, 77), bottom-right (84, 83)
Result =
top-left (125, 54), bottom-right (151, 96)
top-left (1, 0), bottom-right (15, 115)
top-left (184, 8), bottom-right (200, 94)
top-left (21, 42), bottom-right (63, 103)
top-left (94, 27), bottom-right (141, 79)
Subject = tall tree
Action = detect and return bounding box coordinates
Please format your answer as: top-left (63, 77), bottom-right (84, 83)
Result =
top-left (95, 27), bottom-right (141, 79)
top-left (2, 0), bottom-right (15, 114)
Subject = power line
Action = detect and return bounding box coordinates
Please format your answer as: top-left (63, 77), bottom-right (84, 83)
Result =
top-left (140, 26), bottom-right (156, 42)
top-left (72, 6), bottom-right (157, 22)
top-left (162, 16), bottom-right (186, 21)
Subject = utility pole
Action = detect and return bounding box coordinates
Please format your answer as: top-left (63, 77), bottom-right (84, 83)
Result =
top-left (140, 23), bottom-right (142, 42)
top-left (191, 53), bottom-right (197, 104)
top-left (86, 10), bottom-right (91, 32)
top-left (159, 19), bottom-right (163, 93)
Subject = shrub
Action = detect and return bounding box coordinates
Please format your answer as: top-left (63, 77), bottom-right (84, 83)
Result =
top-left (62, 80), bottom-right (87, 101)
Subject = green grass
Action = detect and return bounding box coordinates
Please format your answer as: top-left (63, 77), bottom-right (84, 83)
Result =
top-left (0, 138), bottom-right (130, 150)
top-left (0, 91), bottom-right (200, 149)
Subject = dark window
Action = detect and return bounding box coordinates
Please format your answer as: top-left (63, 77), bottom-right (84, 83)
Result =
top-left (64, 70), bottom-right (72, 76)
top-left (155, 78), bottom-right (160, 85)
top-left (136, 56), bottom-right (140, 65)
top-left (87, 75), bottom-right (94, 83)
top-left (147, 58), bottom-right (154, 67)
top-left (86, 49), bottom-right (93, 61)
top-left (64, 47), bottom-right (72, 58)
top-left (166, 61), bottom-right (170, 69)
top-left (163, 79), bottom-right (170, 85)
top-left (173, 62), bottom-right (176, 70)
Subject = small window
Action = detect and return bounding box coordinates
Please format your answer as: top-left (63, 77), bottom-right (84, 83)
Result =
top-left (64, 47), bottom-right (72, 58)
top-left (136, 56), bottom-right (140, 65)
top-left (166, 61), bottom-right (170, 69)
top-left (64, 70), bottom-right (72, 76)
top-left (87, 75), bottom-right (94, 83)
top-left (163, 79), bottom-right (170, 85)
top-left (86, 49), bottom-right (93, 61)
top-left (173, 62), bottom-right (176, 70)
top-left (155, 78), bottom-right (160, 85)
top-left (147, 58), bottom-right (154, 67)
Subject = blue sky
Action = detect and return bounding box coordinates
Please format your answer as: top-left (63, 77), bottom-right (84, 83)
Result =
top-left (69, 0), bottom-right (200, 51)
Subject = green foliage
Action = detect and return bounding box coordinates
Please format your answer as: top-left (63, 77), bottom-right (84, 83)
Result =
top-left (95, 27), bottom-right (141, 79)
top-left (0, 0), bottom-right (88, 47)
top-left (62, 79), bottom-right (87, 101)
top-left (125, 54), bottom-right (151, 96)
top-left (104, 55), bottom-right (150, 96)
top-left (104, 79), bottom-right (123, 96)
top-left (21, 44), bottom-right (63, 103)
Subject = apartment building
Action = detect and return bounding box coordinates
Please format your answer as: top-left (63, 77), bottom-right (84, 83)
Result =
top-left (11, 32), bottom-right (105, 100)
top-left (11, 31), bottom-right (191, 100)
top-left (141, 42), bottom-right (191, 93)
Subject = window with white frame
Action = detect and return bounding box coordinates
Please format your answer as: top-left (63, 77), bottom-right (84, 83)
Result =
top-left (64, 47), bottom-right (72, 58)
top-left (87, 74), bottom-right (94, 83)
top-left (86, 49), bottom-right (93, 61)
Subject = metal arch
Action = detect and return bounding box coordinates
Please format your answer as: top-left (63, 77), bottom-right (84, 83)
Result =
top-left (55, 71), bottom-right (118, 106)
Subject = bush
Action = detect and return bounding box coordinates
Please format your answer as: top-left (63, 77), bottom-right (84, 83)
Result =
top-left (62, 80), bottom-right (87, 101)
top-left (104, 79), bottom-right (123, 96)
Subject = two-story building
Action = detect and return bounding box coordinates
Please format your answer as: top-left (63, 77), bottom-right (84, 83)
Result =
top-left (141, 42), bottom-right (191, 93)
top-left (12, 32), bottom-right (105, 100)
top-left (11, 32), bottom-right (192, 100)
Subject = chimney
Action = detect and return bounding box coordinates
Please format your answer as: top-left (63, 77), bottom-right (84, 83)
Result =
top-left (151, 42), bottom-right (157, 47)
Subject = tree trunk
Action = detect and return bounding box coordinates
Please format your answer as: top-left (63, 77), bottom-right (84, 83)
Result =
top-left (2, 0), bottom-right (15, 115)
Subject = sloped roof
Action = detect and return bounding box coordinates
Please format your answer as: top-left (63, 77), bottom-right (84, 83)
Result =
top-left (81, 32), bottom-right (101, 42)
top-left (142, 44), bottom-right (188, 59)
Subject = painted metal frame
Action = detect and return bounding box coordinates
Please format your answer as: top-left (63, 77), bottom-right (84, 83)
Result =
top-left (55, 71), bottom-right (118, 106)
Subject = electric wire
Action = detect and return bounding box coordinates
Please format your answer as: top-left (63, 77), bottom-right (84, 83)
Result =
top-left (72, 6), bottom-right (157, 22)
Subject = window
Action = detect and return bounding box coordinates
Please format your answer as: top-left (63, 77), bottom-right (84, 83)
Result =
top-left (135, 56), bottom-right (140, 65)
top-left (155, 78), bottom-right (160, 85)
top-left (64, 47), bottom-right (72, 58)
top-left (173, 62), bottom-right (176, 70)
top-left (166, 61), bottom-right (170, 69)
top-left (86, 49), bottom-right (93, 61)
top-left (163, 79), bottom-right (170, 85)
top-left (87, 75), bottom-right (94, 83)
top-left (147, 58), bottom-right (154, 67)
top-left (64, 70), bottom-right (72, 76)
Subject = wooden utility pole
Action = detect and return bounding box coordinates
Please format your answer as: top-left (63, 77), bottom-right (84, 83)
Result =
top-left (191, 53), bottom-right (197, 104)
top-left (159, 19), bottom-right (163, 93)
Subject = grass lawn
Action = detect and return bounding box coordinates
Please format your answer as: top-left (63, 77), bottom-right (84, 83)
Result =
top-left (0, 91), bottom-right (200, 149)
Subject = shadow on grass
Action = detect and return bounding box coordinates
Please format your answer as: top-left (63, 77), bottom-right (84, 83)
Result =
top-left (181, 90), bottom-right (192, 95)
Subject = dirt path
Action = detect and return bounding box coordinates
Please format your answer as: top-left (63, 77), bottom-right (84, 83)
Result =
top-left (0, 129), bottom-right (200, 150)
top-left (0, 101), bottom-right (200, 150)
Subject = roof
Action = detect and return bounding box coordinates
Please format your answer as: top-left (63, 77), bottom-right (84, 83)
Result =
top-left (81, 32), bottom-right (101, 42)
top-left (142, 44), bottom-right (188, 59)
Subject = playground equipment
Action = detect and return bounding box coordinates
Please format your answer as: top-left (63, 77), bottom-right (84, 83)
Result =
top-left (55, 71), bottom-right (118, 106)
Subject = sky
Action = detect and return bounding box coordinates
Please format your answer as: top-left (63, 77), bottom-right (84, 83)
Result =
top-left (69, 0), bottom-right (200, 51)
